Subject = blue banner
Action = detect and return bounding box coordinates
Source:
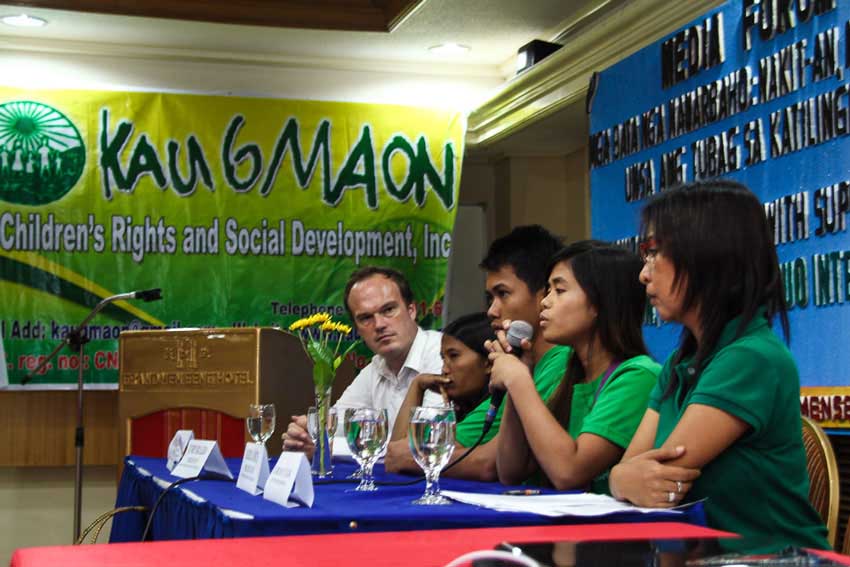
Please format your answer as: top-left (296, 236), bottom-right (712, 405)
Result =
top-left (590, 0), bottom-right (848, 387)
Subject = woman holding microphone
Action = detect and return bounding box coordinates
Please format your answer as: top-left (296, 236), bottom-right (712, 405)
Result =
top-left (490, 242), bottom-right (659, 492)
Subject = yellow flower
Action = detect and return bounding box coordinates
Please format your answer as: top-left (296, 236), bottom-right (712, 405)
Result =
top-left (289, 312), bottom-right (333, 331)
top-left (303, 313), bottom-right (331, 327)
top-left (336, 323), bottom-right (352, 334)
top-left (320, 321), bottom-right (352, 334)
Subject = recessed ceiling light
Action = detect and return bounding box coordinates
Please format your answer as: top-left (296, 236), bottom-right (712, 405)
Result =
top-left (2, 14), bottom-right (47, 28)
top-left (428, 43), bottom-right (470, 56)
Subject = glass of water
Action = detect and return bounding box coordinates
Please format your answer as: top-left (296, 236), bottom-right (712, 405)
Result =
top-left (246, 403), bottom-right (276, 449)
top-left (409, 405), bottom-right (455, 505)
top-left (344, 408), bottom-right (388, 491)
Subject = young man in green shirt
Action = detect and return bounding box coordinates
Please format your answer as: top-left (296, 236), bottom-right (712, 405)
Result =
top-left (384, 225), bottom-right (568, 480)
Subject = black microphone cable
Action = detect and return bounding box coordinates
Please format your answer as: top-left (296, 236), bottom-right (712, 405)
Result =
top-left (140, 474), bottom-right (234, 541)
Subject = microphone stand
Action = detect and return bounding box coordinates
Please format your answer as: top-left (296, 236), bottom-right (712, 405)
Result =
top-left (23, 288), bottom-right (162, 542)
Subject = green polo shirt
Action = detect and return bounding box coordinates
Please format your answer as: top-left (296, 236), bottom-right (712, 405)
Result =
top-left (649, 311), bottom-right (829, 552)
top-left (523, 354), bottom-right (658, 492)
top-left (455, 345), bottom-right (569, 447)
top-left (568, 355), bottom-right (660, 493)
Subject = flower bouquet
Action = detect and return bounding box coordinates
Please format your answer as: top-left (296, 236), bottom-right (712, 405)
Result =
top-left (287, 312), bottom-right (359, 477)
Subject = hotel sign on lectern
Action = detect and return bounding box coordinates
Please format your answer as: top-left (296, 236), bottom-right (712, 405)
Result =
top-left (117, 327), bottom-right (355, 464)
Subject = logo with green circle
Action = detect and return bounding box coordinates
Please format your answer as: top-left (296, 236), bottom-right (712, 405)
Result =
top-left (0, 100), bottom-right (85, 205)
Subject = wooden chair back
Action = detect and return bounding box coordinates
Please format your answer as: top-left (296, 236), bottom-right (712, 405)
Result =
top-left (802, 415), bottom-right (840, 548)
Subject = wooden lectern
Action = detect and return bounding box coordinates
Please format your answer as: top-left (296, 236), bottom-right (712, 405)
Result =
top-left (118, 327), bottom-right (356, 467)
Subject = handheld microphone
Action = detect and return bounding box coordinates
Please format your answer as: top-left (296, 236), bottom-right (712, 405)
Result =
top-left (506, 320), bottom-right (533, 354)
top-left (483, 320), bottom-right (534, 434)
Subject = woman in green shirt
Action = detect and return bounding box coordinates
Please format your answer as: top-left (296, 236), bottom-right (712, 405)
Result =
top-left (385, 312), bottom-right (498, 479)
top-left (490, 242), bottom-right (659, 491)
top-left (609, 180), bottom-right (829, 551)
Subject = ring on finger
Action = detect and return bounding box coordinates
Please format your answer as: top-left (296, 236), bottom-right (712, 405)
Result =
top-left (668, 491), bottom-right (675, 503)
top-left (676, 481), bottom-right (682, 493)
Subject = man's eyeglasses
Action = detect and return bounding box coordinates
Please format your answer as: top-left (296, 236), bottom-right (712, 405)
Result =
top-left (354, 303), bottom-right (402, 327)
top-left (638, 237), bottom-right (661, 265)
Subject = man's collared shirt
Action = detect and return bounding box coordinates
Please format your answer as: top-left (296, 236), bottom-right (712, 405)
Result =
top-left (334, 327), bottom-right (443, 432)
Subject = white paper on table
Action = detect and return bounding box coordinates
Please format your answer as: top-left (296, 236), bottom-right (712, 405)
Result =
top-left (441, 491), bottom-right (683, 518)
top-left (264, 452), bottom-right (314, 508)
top-left (171, 440), bottom-right (234, 480)
top-left (166, 430), bottom-right (194, 471)
top-left (236, 443), bottom-right (270, 495)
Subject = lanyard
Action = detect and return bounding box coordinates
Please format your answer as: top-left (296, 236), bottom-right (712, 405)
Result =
top-left (591, 360), bottom-right (621, 406)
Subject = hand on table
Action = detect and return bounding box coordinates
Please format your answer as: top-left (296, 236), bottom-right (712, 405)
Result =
top-left (383, 439), bottom-right (419, 474)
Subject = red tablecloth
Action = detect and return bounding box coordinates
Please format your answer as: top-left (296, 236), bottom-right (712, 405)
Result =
top-left (11, 522), bottom-right (729, 567)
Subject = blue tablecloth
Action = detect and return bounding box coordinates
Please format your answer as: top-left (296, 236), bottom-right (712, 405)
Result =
top-left (110, 456), bottom-right (704, 542)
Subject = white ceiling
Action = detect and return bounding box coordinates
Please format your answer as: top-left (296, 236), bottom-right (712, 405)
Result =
top-left (0, 0), bottom-right (606, 156)
top-left (0, 0), bottom-right (600, 78)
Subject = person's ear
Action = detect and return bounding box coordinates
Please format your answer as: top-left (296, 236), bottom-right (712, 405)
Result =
top-left (407, 302), bottom-right (417, 320)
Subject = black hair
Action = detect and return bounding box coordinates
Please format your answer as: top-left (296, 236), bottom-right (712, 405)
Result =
top-left (545, 241), bottom-right (649, 430)
top-left (479, 225), bottom-right (563, 293)
top-left (442, 312), bottom-right (496, 421)
top-left (343, 266), bottom-right (414, 318)
top-left (639, 179), bottom-right (788, 398)
top-left (442, 312), bottom-right (496, 359)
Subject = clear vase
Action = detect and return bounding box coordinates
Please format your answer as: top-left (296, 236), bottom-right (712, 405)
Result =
top-left (311, 386), bottom-right (334, 478)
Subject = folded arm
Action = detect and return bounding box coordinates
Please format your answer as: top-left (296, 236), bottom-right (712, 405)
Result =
top-left (610, 405), bottom-right (749, 507)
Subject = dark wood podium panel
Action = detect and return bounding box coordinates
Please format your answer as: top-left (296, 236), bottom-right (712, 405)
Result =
top-left (0, 327), bottom-right (358, 467)
top-left (0, 390), bottom-right (118, 466)
top-left (118, 327), bottom-right (356, 464)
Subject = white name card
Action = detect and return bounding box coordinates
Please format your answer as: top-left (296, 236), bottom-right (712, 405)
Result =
top-left (236, 443), bottom-right (270, 495)
top-left (166, 430), bottom-right (194, 471)
top-left (263, 452), bottom-right (314, 508)
top-left (171, 440), bottom-right (234, 480)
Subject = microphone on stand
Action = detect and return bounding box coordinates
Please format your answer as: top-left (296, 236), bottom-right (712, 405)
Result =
top-left (21, 286), bottom-right (163, 542)
top-left (21, 288), bottom-right (163, 385)
top-left (109, 288), bottom-right (163, 303)
top-left (482, 320), bottom-right (534, 435)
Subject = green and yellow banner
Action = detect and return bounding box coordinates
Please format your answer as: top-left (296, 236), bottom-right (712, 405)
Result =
top-left (0, 88), bottom-right (464, 387)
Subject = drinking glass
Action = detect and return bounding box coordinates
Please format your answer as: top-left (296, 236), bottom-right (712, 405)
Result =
top-left (326, 406), bottom-right (338, 455)
top-left (246, 403), bottom-right (276, 449)
top-left (343, 408), bottom-right (389, 491)
top-left (409, 405), bottom-right (456, 505)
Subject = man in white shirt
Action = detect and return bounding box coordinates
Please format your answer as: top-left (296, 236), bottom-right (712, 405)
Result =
top-left (282, 266), bottom-right (442, 458)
